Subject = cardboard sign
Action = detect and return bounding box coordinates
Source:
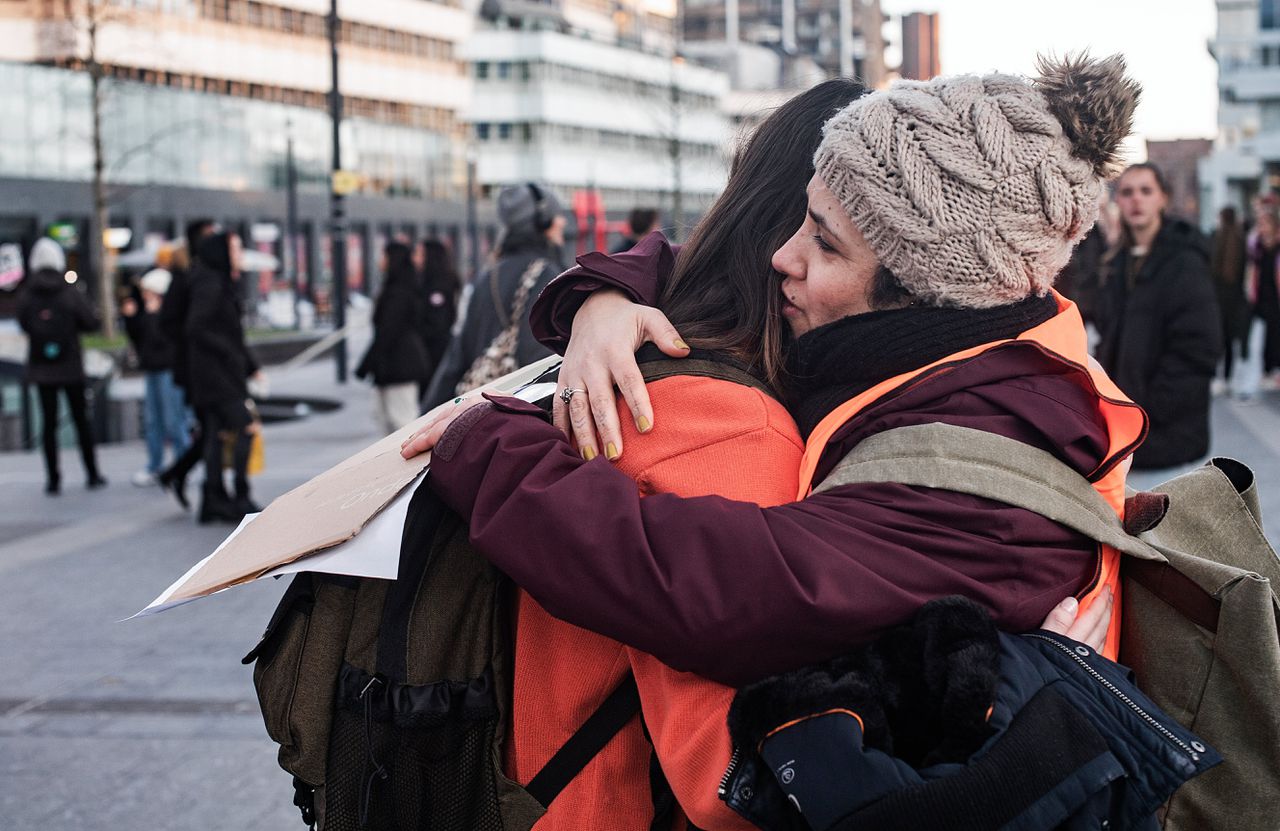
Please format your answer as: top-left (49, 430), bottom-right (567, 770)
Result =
top-left (156, 355), bottom-right (563, 606)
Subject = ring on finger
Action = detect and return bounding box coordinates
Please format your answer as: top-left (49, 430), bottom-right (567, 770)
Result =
top-left (560, 387), bottom-right (582, 405)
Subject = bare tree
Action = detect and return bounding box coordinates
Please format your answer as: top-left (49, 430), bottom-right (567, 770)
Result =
top-left (55, 0), bottom-right (123, 338)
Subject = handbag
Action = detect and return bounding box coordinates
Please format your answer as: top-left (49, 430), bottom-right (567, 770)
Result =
top-left (456, 257), bottom-right (545, 394)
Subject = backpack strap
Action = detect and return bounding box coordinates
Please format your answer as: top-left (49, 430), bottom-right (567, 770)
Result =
top-left (635, 343), bottom-right (775, 398)
top-left (813, 422), bottom-right (1167, 565)
top-left (525, 672), bottom-right (641, 807)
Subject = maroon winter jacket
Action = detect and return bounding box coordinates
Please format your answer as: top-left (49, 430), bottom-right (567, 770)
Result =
top-left (428, 341), bottom-right (1124, 687)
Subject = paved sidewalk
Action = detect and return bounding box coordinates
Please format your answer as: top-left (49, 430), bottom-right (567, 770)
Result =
top-left (0, 356), bottom-right (385, 830)
top-left (2, 366), bottom-right (1280, 829)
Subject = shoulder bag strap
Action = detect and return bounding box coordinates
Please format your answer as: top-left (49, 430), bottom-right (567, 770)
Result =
top-left (814, 422), bottom-right (1166, 564)
top-left (636, 346), bottom-right (776, 399)
top-left (524, 672), bottom-right (640, 807)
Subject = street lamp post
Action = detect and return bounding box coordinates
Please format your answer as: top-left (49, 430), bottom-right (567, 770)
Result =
top-left (285, 121), bottom-right (301, 330)
top-left (328, 0), bottom-right (348, 382)
top-left (466, 145), bottom-right (480, 281)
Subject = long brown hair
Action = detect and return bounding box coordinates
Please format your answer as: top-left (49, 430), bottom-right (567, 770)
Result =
top-left (658, 78), bottom-right (867, 391)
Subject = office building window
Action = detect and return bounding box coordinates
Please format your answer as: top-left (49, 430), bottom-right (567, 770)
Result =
top-left (1265, 0), bottom-right (1280, 29)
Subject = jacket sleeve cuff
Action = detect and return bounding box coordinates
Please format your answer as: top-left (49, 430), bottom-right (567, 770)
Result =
top-left (428, 395), bottom-right (565, 520)
top-left (529, 267), bottom-right (661, 354)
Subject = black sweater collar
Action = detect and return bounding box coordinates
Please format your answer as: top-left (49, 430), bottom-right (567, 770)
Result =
top-left (785, 295), bottom-right (1059, 438)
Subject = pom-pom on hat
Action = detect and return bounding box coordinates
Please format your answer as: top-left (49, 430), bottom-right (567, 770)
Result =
top-left (814, 53), bottom-right (1140, 309)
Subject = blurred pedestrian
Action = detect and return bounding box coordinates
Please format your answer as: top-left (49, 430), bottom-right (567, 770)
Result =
top-left (1095, 163), bottom-right (1221, 470)
top-left (185, 231), bottom-right (264, 523)
top-left (122, 267), bottom-right (189, 486)
top-left (17, 237), bottom-right (106, 495)
top-left (422, 183), bottom-right (566, 409)
top-left (417, 238), bottom-right (460, 371)
top-left (1056, 220), bottom-right (1107, 325)
top-left (1246, 204), bottom-right (1280, 388)
top-left (356, 241), bottom-right (432, 434)
top-left (156, 220), bottom-right (216, 509)
top-left (611, 207), bottom-right (660, 253)
top-left (1211, 205), bottom-right (1248, 392)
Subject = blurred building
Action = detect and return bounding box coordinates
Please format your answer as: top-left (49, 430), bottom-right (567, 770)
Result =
top-left (1146, 139), bottom-right (1213, 224)
top-left (0, 0), bottom-right (477, 318)
top-left (465, 0), bottom-right (731, 240)
top-left (899, 11), bottom-right (939, 81)
top-left (682, 0), bottom-right (886, 88)
top-left (1201, 0), bottom-right (1280, 227)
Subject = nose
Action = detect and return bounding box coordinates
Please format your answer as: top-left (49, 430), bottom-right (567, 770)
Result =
top-left (772, 231), bottom-right (804, 280)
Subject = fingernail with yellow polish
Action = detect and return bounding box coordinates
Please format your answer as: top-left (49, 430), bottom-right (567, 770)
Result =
top-left (674, 339), bottom-right (689, 351)
top-left (637, 416), bottom-right (652, 433)
top-left (582, 446), bottom-right (597, 461)
top-left (606, 442), bottom-right (619, 460)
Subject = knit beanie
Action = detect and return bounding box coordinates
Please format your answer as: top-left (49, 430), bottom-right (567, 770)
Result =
top-left (140, 268), bottom-right (173, 295)
top-left (29, 237), bottom-right (66, 274)
top-left (815, 54), bottom-right (1140, 309)
top-left (497, 183), bottom-right (563, 237)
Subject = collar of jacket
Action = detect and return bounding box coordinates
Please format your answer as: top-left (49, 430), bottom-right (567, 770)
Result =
top-left (1112, 215), bottom-right (1209, 285)
top-left (784, 295), bottom-right (1057, 440)
top-left (794, 291), bottom-right (1147, 501)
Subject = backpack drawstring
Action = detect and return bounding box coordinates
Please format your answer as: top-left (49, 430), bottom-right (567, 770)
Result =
top-left (358, 676), bottom-right (389, 827)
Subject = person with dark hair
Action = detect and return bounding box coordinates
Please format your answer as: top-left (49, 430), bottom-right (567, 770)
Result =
top-left (18, 237), bottom-right (106, 495)
top-left (1095, 162), bottom-right (1221, 469)
top-left (1211, 205), bottom-right (1248, 391)
top-left (156, 218), bottom-right (218, 508)
top-left (184, 231), bottom-right (264, 523)
top-left (1246, 203), bottom-right (1280, 388)
top-left (417, 238), bottom-right (460, 370)
top-left (421, 183), bottom-right (566, 410)
top-left (611, 207), bottom-right (660, 253)
top-left (356, 241), bottom-right (432, 434)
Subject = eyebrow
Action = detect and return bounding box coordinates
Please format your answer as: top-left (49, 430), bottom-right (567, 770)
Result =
top-left (808, 207), bottom-right (832, 232)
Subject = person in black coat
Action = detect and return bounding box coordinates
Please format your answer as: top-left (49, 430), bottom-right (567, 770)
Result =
top-left (184, 231), bottom-right (263, 522)
top-left (417, 238), bottom-right (460, 371)
top-left (17, 237), bottom-right (106, 494)
top-left (422, 183), bottom-right (566, 410)
top-left (156, 219), bottom-right (217, 509)
top-left (356, 241), bottom-right (432, 434)
top-left (1095, 163), bottom-right (1221, 470)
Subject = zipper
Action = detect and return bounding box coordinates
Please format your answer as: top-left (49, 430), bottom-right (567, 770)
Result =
top-left (1025, 633), bottom-right (1200, 762)
top-left (718, 747), bottom-right (742, 798)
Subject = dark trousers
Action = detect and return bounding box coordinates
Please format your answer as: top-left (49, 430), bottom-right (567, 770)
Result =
top-left (201, 400), bottom-right (252, 501)
top-left (1258, 303), bottom-right (1280, 374)
top-left (37, 382), bottom-right (100, 485)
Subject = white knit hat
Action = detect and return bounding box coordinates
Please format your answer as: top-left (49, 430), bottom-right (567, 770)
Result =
top-left (140, 268), bottom-right (173, 295)
top-left (815, 54), bottom-right (1140, 309)
top-left (29, 237), bottom-right (66, 274)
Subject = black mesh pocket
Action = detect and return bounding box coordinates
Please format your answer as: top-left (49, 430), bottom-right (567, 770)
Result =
top-left (322, 666), bottom-right (505, 831)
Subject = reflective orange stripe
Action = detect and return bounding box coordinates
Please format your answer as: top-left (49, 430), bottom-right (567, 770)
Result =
top-left (761, 708), bottom-right (866, 750)
top-left (797, 292), bottom-right (1146, 661)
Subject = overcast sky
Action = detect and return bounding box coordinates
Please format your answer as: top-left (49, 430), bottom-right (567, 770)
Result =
top-left (878, 0), bottom-right (1219, 156)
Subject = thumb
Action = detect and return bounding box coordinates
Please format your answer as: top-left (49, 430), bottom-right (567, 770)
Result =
top-left (640, 308), bottom-right (689, 358)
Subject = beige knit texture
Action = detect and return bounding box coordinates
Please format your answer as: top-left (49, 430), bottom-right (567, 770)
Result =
top-left (815, 73), bottom-right (1102, 309)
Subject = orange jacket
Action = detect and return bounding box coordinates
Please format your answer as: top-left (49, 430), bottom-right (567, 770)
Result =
top-left (506, 374), bottom-right (803, 830)
top-left (796, 292), bottom-right (1145, 660)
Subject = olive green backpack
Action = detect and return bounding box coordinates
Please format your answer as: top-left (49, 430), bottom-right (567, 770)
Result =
top-left (244, 354), bottom-right (772, 830)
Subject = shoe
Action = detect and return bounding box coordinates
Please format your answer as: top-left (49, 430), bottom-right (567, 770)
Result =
top-left (1211, 378), bottom-right (1229, 397)
top-left (45, 478), bottom-right (60, 496)
top-left (132, 470), bottom-right (158, 487)
top-left (199, 490), bottom-right (242, 525)
top-left (158, 469), bottom-right (190, 510)
top-left (234, 496), bottom-right (262, 516)
top-left (87, 475), bottom-right (108, 489)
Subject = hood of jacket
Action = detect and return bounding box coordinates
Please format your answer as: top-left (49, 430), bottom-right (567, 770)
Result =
top-left (27, 268), bottom-right (68, 295)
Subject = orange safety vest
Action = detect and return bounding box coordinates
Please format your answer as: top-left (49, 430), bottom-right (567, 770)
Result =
top-left (796, 292), bottom-right (1147, 661)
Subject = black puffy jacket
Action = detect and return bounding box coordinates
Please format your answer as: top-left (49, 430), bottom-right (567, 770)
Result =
top-left (17, 268), bottom-right (99, 386)
top-left (721, 598), bottom-right (1219, 831)
top-left (182, 262), bottom-right (258, 408)
top-left (1095, 218), bottom-right (1222, 469)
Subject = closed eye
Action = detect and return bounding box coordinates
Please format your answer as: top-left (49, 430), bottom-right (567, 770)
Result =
top-left (812, 234), bottom-right (836, 253)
